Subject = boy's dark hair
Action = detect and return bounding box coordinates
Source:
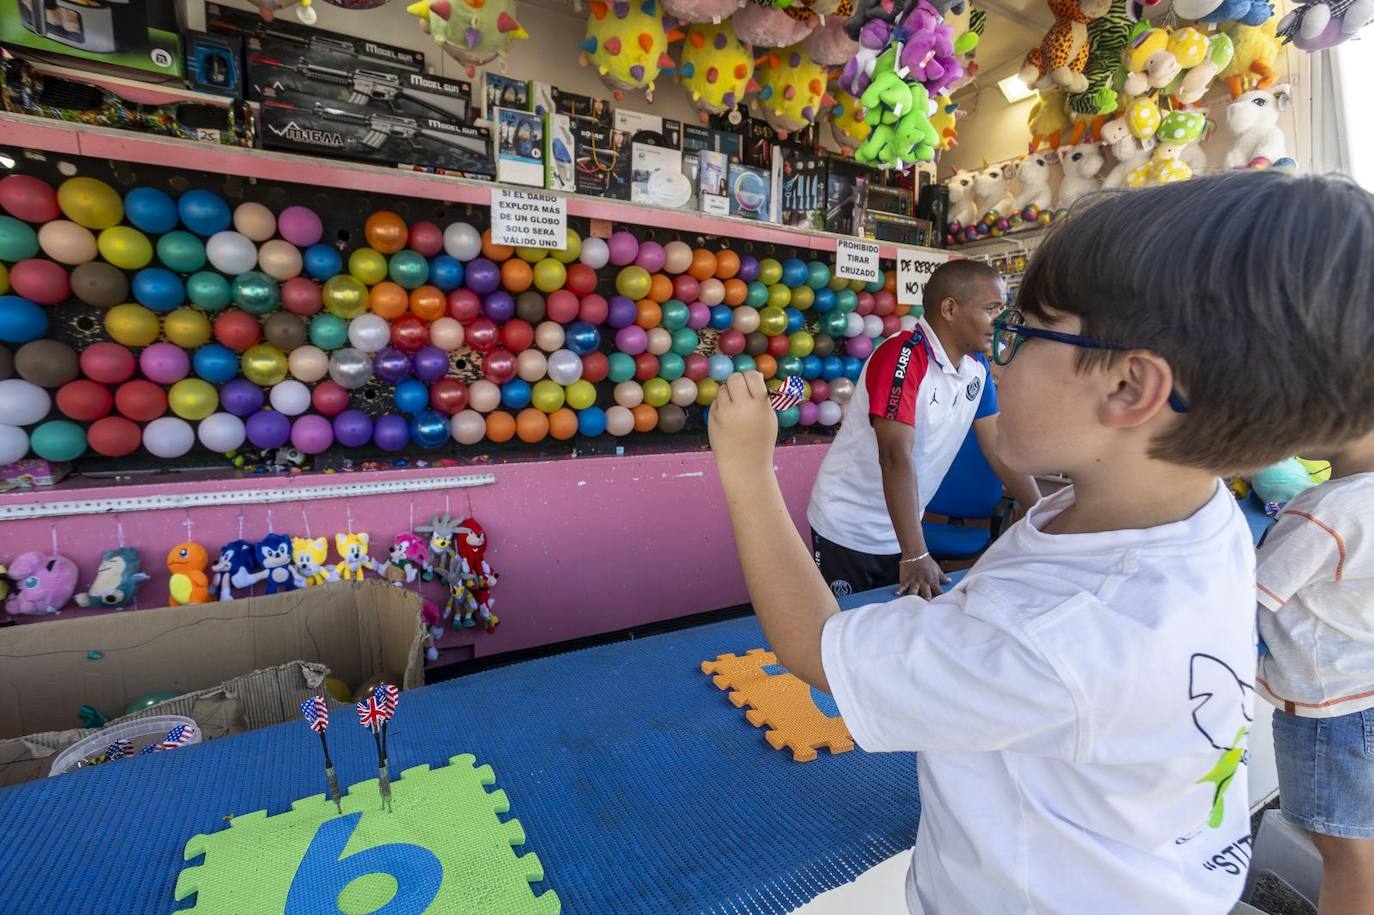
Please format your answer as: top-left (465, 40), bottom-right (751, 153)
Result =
top-left (1016, 171), bottom-right (1374, 473)
top-left (923, 258), bottom-right (1002, 312)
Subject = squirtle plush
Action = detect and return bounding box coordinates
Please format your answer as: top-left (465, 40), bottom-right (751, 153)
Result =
top-left (406, 0), bottom-right (529, 77)
top-left (679, 19), bottom-right (756, 121)
top-left (581, 0), bottom-right (680, 101)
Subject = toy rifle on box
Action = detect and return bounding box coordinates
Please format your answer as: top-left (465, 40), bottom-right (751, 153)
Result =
top-left (295, 63), bottom-right (455, 120)
top-left (312, 104), bottom-right (488, 158)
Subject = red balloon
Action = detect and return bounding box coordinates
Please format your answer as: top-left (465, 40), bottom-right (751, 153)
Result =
top-left (809, 379), bottom-right (829, 403)
top-left (578, 293), bottom-right (608, 325)
top-left (312, 380), bottom-right (349, 416)
top-left (881, 314), bottom-right (901, 337)
top-left (114, 379), bottom-right (167, 422)
top-left (581, 351), bottom-right (609, 383)
top-left (633, 352), bottom-right (659, 382)
top-left (874, 290), bottom-right (897, 316)
top-left (483, 348), bottom-right (517, 384)
top-left (80, 342), bottom-right (136, 384)
top-left (214, 310), bottom-right (262, 351)
top-left (10, 258), bottom-right (71, 305)
top-left (465, 317), bottom-right (499, 353)
top-left (0, 174), bottom-right (60, 223)
top-left (56, 379), bottom-right (113, 421)
top-left (717, 329), bottom-right (746, 356)
top-left (565, 263), bottom-right (598, 297)
top-left (407, 221), bottom-right (443, 257)
top-left (390, 314), bottom-right (429, 353)
top-left (766, 334), bottom-right (790, 358)
top-left (282, 276), bottom-right (322, 316)
top-left (855, 292), bottom-right (876, 316)
top-left (447, 288), bottom-right (481, 323)
top-left (501, 318), bottom-right (534, 353)
top-left (429, 377), bottom-right (469, 415)
top-left (86, 415), bottom-right (141, 458)
top-left (683, 353), bottom-right (709, 381)
top-left (545, 289), bottom-right (579, 324)
top-left (672, 275), bottom-right (700, 304)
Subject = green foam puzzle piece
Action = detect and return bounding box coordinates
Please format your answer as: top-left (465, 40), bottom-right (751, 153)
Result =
top-left (175, 754), bottom-right (560, 914)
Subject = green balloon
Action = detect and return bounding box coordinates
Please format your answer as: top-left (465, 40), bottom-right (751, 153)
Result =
top-left (745, 281), bottom-right (769, 308)
top-left (187, 271), bottom-right (232, 311)
top-left (757, 257), bottom-right (782, 286)
top-left (232, 270), bottom-right (280, 316)
top-left (834, 288), bottom-right (859, 314)
top-left (122, 691), bottom-right (180, 716)
top-left (777, 405), bottom-right (801, 428)
top-left (156, 230), bottom-right (207, 273)
top-left (607, 351), bottom-right (636, 383)
top-left (388, 250), bottom-right (429, 290)
top-left (657, 352), bottom-right (685, 381)
top-left (828, 272), bottom-right (850, 292)
top-left (865, 272), bottom-right (886, 293)
top-left (766, 284), bottom-right (791, 310)
top-left (732, 354), bottom-right (756, 374)
top-left (29, 420), bottom-right (86, 461)
top-left (777, 355), bottom-right (804, 378)
top-left (0, 216), bottom-right (38, 262)
top-left (670, 327), bottom-right (699, 357)
top-left (806, 261), bottom-right (830, 289)
top-left (309, 313), bottom-right (347, 350)
top-left (821, 310), bottom-right (849, 337)
top-left (660, 299), bottom-right (689, 331)
top-left (758, 305), bottom-right (788, 337)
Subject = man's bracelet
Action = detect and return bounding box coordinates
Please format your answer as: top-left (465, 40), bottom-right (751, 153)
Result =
top-left (900, 552), bottom-right (930, 564)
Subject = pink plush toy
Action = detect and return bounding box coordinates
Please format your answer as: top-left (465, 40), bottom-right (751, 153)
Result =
top-left (896, 0), bottom-right (964, 96)
top-left (5, 551), bottom-right (79, 615)
top-left (804, 16), bottom-right (861, 65)
top-left (663, 0), bottom-right (740, 22)
top-left (733, 2), bottom-right (817, 47)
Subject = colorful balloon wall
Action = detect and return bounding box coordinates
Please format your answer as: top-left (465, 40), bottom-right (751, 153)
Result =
top-left (0, 170), bottom-right (914, 466)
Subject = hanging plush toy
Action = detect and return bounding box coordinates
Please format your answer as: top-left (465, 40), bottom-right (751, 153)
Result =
top-left (1219, 17), bottom-right (1280, 97)
top-left (250, 533), bottom-right (298, 594)
top-left (752, 44), bottom-right (830, 137)
top-left (420, 600), bottom-right (443, 662)
top-left (1223, 85), bottom-right (1292, 168)
top-left (334, 532), bottom-right (374, 581)
top-left (679, 19), bottom-right (756, 122)
top-left (1019, 0), bottom-right (1113, 93)
top-left (406, 0), bottom-right (529, 78)
top-left (291, 537), bottom-right (337, 587)
top-left (456, 518), bottom-right (499, 632)
top-left (1278, 0), bottom-right (1373, 50)
top-left (167, 543), bottom-right (211, 606)
top-left (733, 0), bottom-right (818, 47)
top-left (894, 0), bottom-right (965, 97)
top-left (828, 84), bottom-right (872, 153)
top-left (1066, 0), bottom-right (1132, 117)
top-left (804, 16), bottom-right (861, 66)
top-left (5, 551), bottom-right (78, 615)
top-left (663, 0), bottom-right (739, 22)
top-left (211, 540), bottom-right (258, 601)
top-left (382, 532), bottom-right (427, 587)
top-left (580, 0), bottom-right (679, 102)
top-left (1126, 109), bottom-right (1207, 185)
top-left (1027, 88), bottom-right (1072, 150)
top-left (854, 47), bottom-right (939, 168)
top-left (838, 18), bottom-right (892, 95)
top-left (74, 548), bottom-right (151, 611)
top-left (1172, 0), bottom-right (1273, 26)
top-left (417, 512), bottom-right (464, 580)
top-left (930, 93), bottom-right (960, 151)
top-left (443, 554), bottom-right (476, 629)
top-left (1166, 31), bottom-right (1233, 105)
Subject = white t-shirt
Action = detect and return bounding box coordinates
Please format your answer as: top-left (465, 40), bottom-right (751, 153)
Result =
top-left (808, 320), bottom-right (995, 555)
top-left (821, 482), bottom-right (1257, 914)
top-left (1256, 472), bottom-right (1374, 718)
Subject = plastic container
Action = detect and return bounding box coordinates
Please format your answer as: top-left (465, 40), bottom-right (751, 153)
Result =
top-left (49, 715), bottom-right (200, 777)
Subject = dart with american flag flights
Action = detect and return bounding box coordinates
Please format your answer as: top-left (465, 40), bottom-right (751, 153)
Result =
top-left (300, 696), bottom-right (342, 814)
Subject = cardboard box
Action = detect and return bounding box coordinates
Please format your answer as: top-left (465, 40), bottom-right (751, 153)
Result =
top-left (495, 107), bottom-right (545, 187)
top-left (697, 149), bottom-right (729, 216)
top-left (1, 0), bottom-right (183, 79)
top-left (552, 87), bottom-right (611, 125)
top-left (0, 457), bottom-right (69, 490)
top-left (630, 142), bottom-right (686, 207)
top-left (205, 2), bottom-right (424, 73)
top-left (546, 112), bottom-right (575, 192)
top-left (246, 48), bottom-right (472, 123)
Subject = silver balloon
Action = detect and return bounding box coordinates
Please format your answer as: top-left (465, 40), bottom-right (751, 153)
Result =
top-left (545, 349), bottom-right (583, 385)
top-left (328, 347), bottom-right (373, 390)
top-left (347, 314), bottom-right (391, 354)
top-left (829, 377), bottom-right (855, 405)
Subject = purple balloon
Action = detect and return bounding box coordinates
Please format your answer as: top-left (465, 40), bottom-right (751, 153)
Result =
top-left (291, 414), bottom-right (334, 454)
top-left (737, 255), bottom-right (760, 283)
top-left (373, 412), bottom-right (409, 452)
top-left (634, 240), bottom-right (666, 273)
top-left (220, 378), bottom-right (265, 416)
top-left (332, 408), bottom-right (374, 447)
top-left (614, 325), bottom-right (648, 355)
top-left (412, 345), bottom-right (449, 382)
top-left (607, 230), bottom-right (639, 266)
top-left (798, 400), bottom-right (819, 426)
top-left (686, 301), bottom-right (711, 330)
top-left (245, 410), bottom-right (291, 449)
top-left (483, 290), bottom-right (515, 322)
top-left (607, 295), bottom-right (638, 329)
top-left (372, 346), bottom-right (412, 384)
top-left (277, 205), bottom-right (323, 247)
top-left (464, 257), bottom-right (500, 295)
top-left (846, 334), bottom-right (875, 359)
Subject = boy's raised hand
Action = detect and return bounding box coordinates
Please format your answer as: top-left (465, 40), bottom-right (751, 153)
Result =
top-left (708, 372), bottom-right (777, 479)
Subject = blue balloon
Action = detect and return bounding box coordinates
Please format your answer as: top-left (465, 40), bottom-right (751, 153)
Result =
top-left (409, 408), bottom-right (450, 449)
top-left (565, 320), bottom-right (601, 356)
top-left (131, 267), bottom-right (185, 313)
top-left (577, 406), bottom-right (607, 437)
top-left (500, 378), bottom-right (532, 409)
top-left (843, 356), bottom-right (864, 380)
top-left (304, 244), bottom-right (342, 281)
top-left (193, 343), bottom-right (239, 384)
top-left (707, 353), bottom-right (734, 382)
top-left (821, 355), bottom-right (845, 381)
top-left (124, 187), bottom-right (179, 235)
top-left (781, 257), bottom-right (808, 288)
top-left (428, 255), bottom-right (463, 292)
top-left (0, 295), bottom-right (47, 343)
top-left (394, 379), bottom-right (429, 415)
top-left (708, 305), bottom-right (733, 330)
top-left (784, 307), bottom-right (804, 334)
top-left (801, 355), bottom-right (822, 379)
top-left (813, 288), bottom-right (836, 313)
top-left (177, 189), bottom-right (231, 237)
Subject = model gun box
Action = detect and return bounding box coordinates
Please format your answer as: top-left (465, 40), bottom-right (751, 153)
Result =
top-left (204, 3), bottom-right (424, 72)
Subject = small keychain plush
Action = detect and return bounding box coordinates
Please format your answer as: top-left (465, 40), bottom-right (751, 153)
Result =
top-left (167, 543), bottom-right (212, 606)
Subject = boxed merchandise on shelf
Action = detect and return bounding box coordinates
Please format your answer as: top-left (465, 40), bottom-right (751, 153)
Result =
top-left (697, 149), bottom-right (729, 216)
top-left (728, 162), bottom-right (772, 222)
top-left (484, 73), bottom-right (530, 117)
top-left (781, 148), bottom-right (827, 230)
top-left (495, 107), bottom-right (546, 187)
top-left (184, 30), bottom-right (242, 99)
top-left (1, 0), bottom-right (183, 79)
top-left (570, 116), bottom-right (626, 198)
top-left (205, 2), bottom-right (424, 72)
top-left (546, 111), bottom-right (576, 191)
top-left (553, 87), bottom-right (611, 125)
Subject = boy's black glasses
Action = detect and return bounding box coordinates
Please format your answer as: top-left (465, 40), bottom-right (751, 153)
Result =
top-left (992, 308), bottom-right (1190, 414)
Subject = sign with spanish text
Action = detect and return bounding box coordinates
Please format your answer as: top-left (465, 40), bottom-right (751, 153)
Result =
top-left (896, 249), bottom-right (951, 306)
top-left (490, 189), bottom-right (566, 248)
top-left (834, 238), bottom-right (880, 283)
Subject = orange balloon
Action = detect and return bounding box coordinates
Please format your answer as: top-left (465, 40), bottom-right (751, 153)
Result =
top-left (501, 258), bottom-right (533, 293)
top-left (369, 281), bottom-right (408, 320)
top-left (364, 211), bottom-right (408, 255)
top-left (410, 285), bottom-right (446, 321)
top-left (515, 407), bottom-right (549, 443)
top-left (715, 249), bottom-right (740, 280)
top-left (481, 229), bottom-right (514, 262)
top-left (486, 411), bottom-right (516, 443)
top-left (688, 249), bottom-right (717, 281)
top-left (894, 304), bottom-right (911, 317)
top-left (548, 407), bottom-right (578, 441)
top-left (755, 353), bottom-right (778, 379)
top-left (883, 272), bottom-right (897, 294)
top-left (635, 299), bottom-right (662, 329)
top-left (631, 403), bottom-right (658, 432)
top-left (648, 273), bottom-right (673, 304)
top-left (722, 278), bottom-right (748, 306)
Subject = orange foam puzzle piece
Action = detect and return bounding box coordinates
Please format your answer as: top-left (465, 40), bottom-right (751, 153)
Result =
top-left (701, 650), bottom-right (854, 763)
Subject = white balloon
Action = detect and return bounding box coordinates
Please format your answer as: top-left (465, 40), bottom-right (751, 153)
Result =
top-left (605, 404), bottom-right (635, 436)
top-left (347, 313), bottom-right (391, 353)
top-left (862, 315), bottom-right (884, 338)
top-left (288, 345), bottom-right (329, 383)
top-left (143, 416), bottom-right (195, 458)
top-left (197, 412), bottom-right (246, 452)
top-left (0, 379), bottom-right (51, 426)
top-left (0, 424), bottom-right (29, 464)
top-left (450, 410), bottom-right (486, 445)
top-left (818, 399), bottom-right (843, 426)
top-left (269, 380), bottom-right (311, 416)
top-left (516, 349), bottom-right (547, 383)
top-left (579, 236), bottom-right (610, 269)
top-left (546, 349), bottom-right (583, 385)
top-left (899, 315), bottom-right (919, 332)
top-left (443, 222), bottom-right (482, 262)
top-left (205, 230), bottom-right (258, 275)
top-left (468, 380), bottom-right (501, 412)
top-left (843, 313), bottom-right (865, 338)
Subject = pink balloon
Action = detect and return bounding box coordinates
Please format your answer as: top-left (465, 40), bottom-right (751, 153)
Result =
top-left (683, 353), bottom-right (709, 380)
top-left (686, 301), bottom-right (711, 329)
top-left (634, 240), bottom-right (665, 272)
top-left (809, 378), bottom-right (830, 403)
top-left (874, 290), bottom-right (897, 316)
top-left (10, 258), bottom-right (70, 305)
top-left (282, 276), bottom-right (322, 315)
top-left (607, 231), bottom-right (639, 266)
top-left (447, 288), bottom-right (481, 323)
top-left (546, 289), bottom-right (579, 324)
top-left (578, 293), bottom-right (609, 325)
top-left (614, 325), bottom-right (648, 355)
top-left (846, 335), bottom-right (874, 359)
top-left (290, 413), bottom-right (334, 454)
top-left (673, 275), bottom-right (700, 303)
top-left (408, 221), bottom-right (443, 257)
top-left (139, 342), bottom-right (190, 384)
top-left (856, 292), bottom-right (876, 316)
top-left (798, 400), bottom-right (819, 425)
top-left (277, 206), bottom-right (323, 247)
top-left (881, 314), bottom-right (901, 337)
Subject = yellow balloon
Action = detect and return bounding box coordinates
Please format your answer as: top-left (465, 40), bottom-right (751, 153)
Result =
top-left (323, 274), bottom-right (368, 319)
top-left (168, 378), bottom-right (218, 420)
top-left (97, 226), bottom-right (153, 270)
top-left (323, 676), bottom-right (352, 703)
top-left (530, 379), bottom-right (565, 414)
top-left (0, 263), bottom-right (7, 295)
top-left (642, 377), bottom-right (671, 408)
top-left (348, 248), bottom-right (387, 285)
top-left (516, 245), bottom-right (546, 264)
top-left (551, 228), bottom-right (582, 264)
top-left (533, 258), bottom-right (567, 294)
top-left (163, 307), bottom-right (212, 348)
top-left (565, 379), bottom-right (597, 410)
top-left (105, 303), bottom-right (161, 347)
top-left (241, 343), bottom-right (288, 386)
top-left (696, 378), bottom-right (719, 406)
top-left (57, 176), bottom-right (124, 229)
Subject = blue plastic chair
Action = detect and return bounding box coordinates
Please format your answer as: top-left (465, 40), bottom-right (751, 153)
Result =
top-left (922, 426), bottom-right (1011, 561)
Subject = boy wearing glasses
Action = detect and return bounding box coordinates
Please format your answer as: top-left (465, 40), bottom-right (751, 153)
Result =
top-left (707, 172), bottom-right (1374, 913)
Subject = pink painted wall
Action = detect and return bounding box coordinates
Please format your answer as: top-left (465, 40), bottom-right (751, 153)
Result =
top-left (0, 445), bottom-right (827, 665)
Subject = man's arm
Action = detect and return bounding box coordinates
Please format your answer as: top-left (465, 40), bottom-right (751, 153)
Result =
top-left (874, 417), bottom-right (945, 598)
top-left (974, 415), bottom-right (1041, 513)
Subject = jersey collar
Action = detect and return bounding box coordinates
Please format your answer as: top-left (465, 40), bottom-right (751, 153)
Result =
top-left (917, 318), bottom-right (963, 376)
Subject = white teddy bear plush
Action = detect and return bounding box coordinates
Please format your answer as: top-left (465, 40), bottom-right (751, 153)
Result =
top-left (973, 162), bottom-right (1015, 219)
top-left (1057, 143), bottom-right (1104, 208)
top-left (1012, 152), bottom-right (1056, 212)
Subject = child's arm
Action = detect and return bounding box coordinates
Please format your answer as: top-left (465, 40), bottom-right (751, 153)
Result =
top-left (1256, 506), bottom-right (1343, 612)
top-left (709, 372), bottom-right (839, 693)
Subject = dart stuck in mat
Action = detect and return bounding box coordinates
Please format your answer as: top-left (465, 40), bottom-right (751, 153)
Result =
top-left (701, 649), bottom-right (855, 763)
top-left (175, 754), bottom-right (560, 914)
